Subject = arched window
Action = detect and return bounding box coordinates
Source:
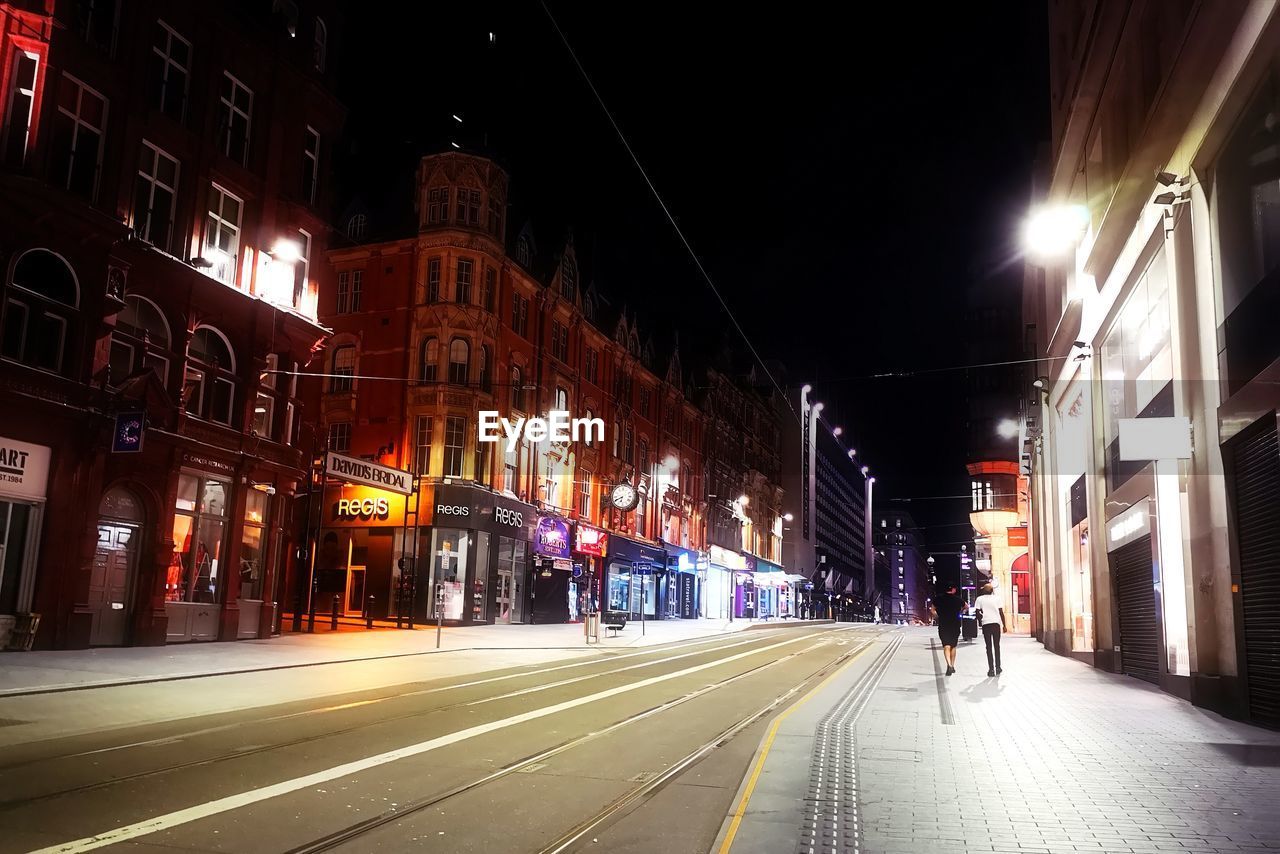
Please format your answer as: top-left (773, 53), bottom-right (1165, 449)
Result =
top-left (638, 440), bottom-right (649, 474)
top-left (554, 385), bottom-right (568, 412)
top-left (186, 325), bottom-right (236, 424)
top-left (561, 256), bottom-right (576, 300)
top-left (448, 337), bottom-right (470, 385)
top-left (419, 337), bottom-right (438, 383)
top-left (110, 295), bottom-right (171, 386)
top-left (510, 365), bottom-right (523, 411)
top-left (516, 234), bottom-right (532, 268)
top-left (312, 17), bottom-right (328, 72)
top-left (346, 213), bottom-right (366, 240)
top-left (2, 249), bottom-right (80, 374)
top-left (479, 345), bottom-right (491, 392)
top-left (330, 344), bottom-right (354, 392)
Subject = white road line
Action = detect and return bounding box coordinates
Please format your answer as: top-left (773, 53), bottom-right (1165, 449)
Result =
top-left (59, 630), bottom-right (797, 758)
top-left (30, 630), bottom-right (840, 854)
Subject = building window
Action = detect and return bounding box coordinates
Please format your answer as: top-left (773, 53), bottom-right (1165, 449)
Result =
top-left (448, 337), bottom-right (469, 385)
top-left (293, 229), bottom-right (311, 307)
top-left (583, 409), bottom-right (596, 446)
top-left (551, 322), bottom-right (568, 362)
top-left (239, 488), bottom-right (269, 598)
top-left (252, 390), bottom-right (273, 438)
top-left (302, 126), bottom-right (320, 204)
top-left (170, 474), bottom-right (229, 604)
top-left (132, 141), bottom-right (179, 251)
top-left (426, 257), bottom-right (442, 302)
top-left (504, 447), bottom-right (518, 494)
top-left (623, 425), bottom-right (634, 464)
top-left (3, 50), bottom-right (39, 167)
top-left (312, 17), bottom-right (327, 71)
top-left (336, 270), bottom-right (362, 314)
top-left (516, 234), bottom-right (533, 268)
top-left (483, 266), bottom-right (497, 312)
top-left (330, 345), bottom-right (354, 392)
top-left (488, 193), bottom-right (503, 238)
top-left (510, 366), bottom-right (524, 411)
top-left (77, 0), bottom-right (120, 54)
top-left (638, 440), bottom-right (648, 474)
top-left (420, 337), bottom-right (438, 383)
top-left (415, 415), bottom-right (433, 476)
top-left (554, 386), bottom-right (568, 412)
top-left (455, 258), bottom-right (473, 304)
top-left (478, 345), bottom-right (492, 392)
top-left (2, 249), bottom-right (79, 375)
top-left (456, 188), bottom-right (480, 225)
top-left (218, 72), bottom-right (252, 165)
top-left (561, 256), bottom-right (577, 300)
top-left (109, 295), bottom-right (170, 387)
top-left (474, 439), bottom-right (490, 486)
top-left (346, 214), bottom-right (366, 240)
top-left (185, 326), bottom-right (236, 424)
top-left (511, 293), bottom-right (529, 337)
top-left (204, 184), bottom-right (242, 284)
top-left (52, 75), bottom-right (107, 200)
top-left (444, 415), bottom-right (465, 478)
top-left (584, 348), bottom-right (599, 385)
top-left (328, 420), bottom-right (351, 453)
top-left (635, 486), bottom-right (648, 538)
top-left (578, 473), bottom-right (591, 519)
top-left (427, 187), bottom-right (449, 224)
top-left (150, 21), bottom-right (189, 121)
top-left (638, 386), bottom-right (651, 419)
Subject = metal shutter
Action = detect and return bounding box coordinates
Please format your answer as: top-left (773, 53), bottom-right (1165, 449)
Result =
top-left (1112, 535), bottom-right (1159, 684)
top-left (1228, 416), bottom-right (1280, 730)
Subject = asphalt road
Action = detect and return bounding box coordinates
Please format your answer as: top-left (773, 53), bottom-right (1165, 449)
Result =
top-left (0, 623), bottom-right (894, 854)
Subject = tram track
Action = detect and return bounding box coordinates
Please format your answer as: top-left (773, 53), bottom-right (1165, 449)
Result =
top-left (279, 634), bottom-right (892, 854)
top-left (0, 627), bottom-right (861, 814)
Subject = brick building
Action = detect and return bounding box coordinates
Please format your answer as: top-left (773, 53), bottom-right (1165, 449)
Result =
top-left (0, 0), bottom-right (344, 648)
top-left (307, 150), bottom-right (712, 626)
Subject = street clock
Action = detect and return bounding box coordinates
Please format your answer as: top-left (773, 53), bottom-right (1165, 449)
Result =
top-left (609, 482), bottom-right (639, 512)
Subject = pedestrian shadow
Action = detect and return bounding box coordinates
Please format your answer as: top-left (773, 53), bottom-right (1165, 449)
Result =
top-left (959, 676), bottom-right (1005, 703)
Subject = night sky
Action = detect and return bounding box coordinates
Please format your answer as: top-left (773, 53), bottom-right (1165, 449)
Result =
top-left (338, 2), bottom-right (1050, 562)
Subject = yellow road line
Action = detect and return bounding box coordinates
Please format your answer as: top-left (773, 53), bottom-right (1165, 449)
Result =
top-left (717, 640), bottom-right (871, 854)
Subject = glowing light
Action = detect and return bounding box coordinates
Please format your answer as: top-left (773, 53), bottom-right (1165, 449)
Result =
top-left (802, 384), bottom-right (812, 395)
top-left (832, 426), bottom-right (843, 437)
top-left (736, 495), bottom-right (749, 507)
top-left (783, 512), bottom-right (794, 521)
top-left (847, 449), bottom-right (856, 459)
top-left (997, 419), bottom-right (1019, 439)
top-left (1023, 204), bottom-right (1089, 259)
top-left (270, 239), bottom-right (303, 263)
top-left (861, 466), bottom-right (869, 476)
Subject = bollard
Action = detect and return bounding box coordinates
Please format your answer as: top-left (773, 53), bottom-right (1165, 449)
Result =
top-left (331, 594), bottom-right (340, 630)
top-left (366, 595), bottom-right (375, 630)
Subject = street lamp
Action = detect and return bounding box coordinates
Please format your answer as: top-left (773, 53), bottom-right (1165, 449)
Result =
top-left (783, 512), bottom-right (794, 521)
top-left (997, 418), bottom-right (1019, 439)
top-left (1023, 204), bottom-right (1089, 260)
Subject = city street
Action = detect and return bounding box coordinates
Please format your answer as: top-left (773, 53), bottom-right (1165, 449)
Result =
top-left (1, 625), bottom-right (1277, 853)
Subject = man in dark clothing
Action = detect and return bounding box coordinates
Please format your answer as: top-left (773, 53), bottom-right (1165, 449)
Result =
top-left (932, 584), bottom-right (965, 676)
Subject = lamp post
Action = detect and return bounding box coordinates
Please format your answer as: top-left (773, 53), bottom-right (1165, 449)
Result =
top-left (863, 469), bottom-right (874, 611)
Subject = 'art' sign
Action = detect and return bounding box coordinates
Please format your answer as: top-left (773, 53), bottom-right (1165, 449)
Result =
top-left (0, 436), bottom-right (51, 501)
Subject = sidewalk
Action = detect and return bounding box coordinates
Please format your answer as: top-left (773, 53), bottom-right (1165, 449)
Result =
top-left (719, 628), bottom-right (1280, 854)
top-left (0, 616), bottom-right (824, 697)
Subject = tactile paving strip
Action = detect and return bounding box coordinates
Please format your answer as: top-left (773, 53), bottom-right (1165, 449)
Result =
top-left (797, 636), bottom-right (900, 854)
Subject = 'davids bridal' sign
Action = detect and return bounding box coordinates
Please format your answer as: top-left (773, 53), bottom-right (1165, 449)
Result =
top-left (326, 452), bottom-right (414, 496)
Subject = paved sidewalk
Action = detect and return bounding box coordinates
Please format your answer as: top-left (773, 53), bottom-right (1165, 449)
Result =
top-left (0, 616), bottom-right (823, 696)
top-left (719, 628), bottom-right (1280, 854)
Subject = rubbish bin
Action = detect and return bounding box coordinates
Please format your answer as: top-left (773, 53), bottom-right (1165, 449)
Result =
top-left (6, 613), bottom-right (41, 651)
top-left (961, 614), bottom-right (978, 642)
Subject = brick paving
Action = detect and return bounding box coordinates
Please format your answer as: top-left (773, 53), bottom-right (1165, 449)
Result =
top-left (854, 629), bottom-right (1280, 854)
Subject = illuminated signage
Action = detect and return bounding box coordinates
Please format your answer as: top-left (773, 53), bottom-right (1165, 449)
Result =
top-left (1108, 504), bottom-right (1150, 546)
top-left (326, 452), bottom-right (413, 496)
top-left (0, 436), bottom-right (51, 501)
top-left (535, 516), bottom-right (572, 559)
top-left (574, 523), bottom-right (608, 557)
top-left (337, 497), bottom-right (390, 519)
top-left (709, 545), bottom-right (747, 571)
top-left (494, 505), bottom-right (524, 527)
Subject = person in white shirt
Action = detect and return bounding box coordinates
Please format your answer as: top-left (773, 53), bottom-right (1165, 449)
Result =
top-left (973, 584), bottom-right (1007, 677)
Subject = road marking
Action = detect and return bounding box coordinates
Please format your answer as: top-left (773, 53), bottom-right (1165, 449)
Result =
top-left (716, 640), bottom-right (874, 854)
top-left (30, 630), bottom-right (844, 854)
top-left (55, 631), bottom-right (789, 759)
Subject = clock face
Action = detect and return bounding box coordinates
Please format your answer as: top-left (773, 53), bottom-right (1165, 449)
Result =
top-left (610, 482), bottom-right (639, 511)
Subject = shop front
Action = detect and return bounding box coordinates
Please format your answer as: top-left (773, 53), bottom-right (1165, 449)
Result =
top-left (0, 436), bottom-right (50, 649)
top-left (421, 483), bottom-right (536, 625)
top-left (661, 542), bottom-right (703, 619)
top-left (752, 557), bottom-right (785, 619)
top-left (573, 522), bottom-right (608, 618)
top-left (530, 514), bottom-right (573, 624)
top-left (734, 554), bottom-right (757, 619)
top-left (606, 534), bottom-right (665, 620)
top-left (1107, 499), bottom-right (1161, 685)
top-left (706, 544), bottom-right (745, 620)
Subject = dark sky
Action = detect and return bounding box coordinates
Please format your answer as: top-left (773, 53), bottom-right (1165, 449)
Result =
top-left (337, 2), bottom-right (1049, 563)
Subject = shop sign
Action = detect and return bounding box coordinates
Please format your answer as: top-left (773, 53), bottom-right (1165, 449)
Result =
top-left (0, 436), bottom-right (51, 501)
top-left (112, 412), bottom-right (145, 454)
top-left (326, 451), bottom-right (413, 496)
top-left (1108, 502), bottom-right (1151, 549)
top-left (574, 523), bottom-right (608, 557)
top-left (1007, 526), bottom-right (1028, 547)
top-left (432, 483), bottom-right (534, 535)
top-left (708, 544), bottom-right (747, 571)
top-left (336, 496), bottom-right (390, 519)
top-left (182, 450), bottom-right (236, 475)
top-left (534, 515), bottom-right (572, 558)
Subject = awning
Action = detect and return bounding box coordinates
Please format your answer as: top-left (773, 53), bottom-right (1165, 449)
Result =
top-left (608, 534), bottom-right (666, 570)
top-left (754, 557), bottom-right (784, 574)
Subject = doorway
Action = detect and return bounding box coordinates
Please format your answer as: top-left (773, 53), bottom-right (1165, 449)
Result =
top-left (345, 564), bottom-right (367, 616)
top-left (91, 488), bottom-right (143, 646)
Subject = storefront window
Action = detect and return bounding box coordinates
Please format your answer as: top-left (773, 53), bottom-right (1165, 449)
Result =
top-left (0, 500), bottom-right (34, 614)
top-left (607, 562), bottom-right (630, 611)
top-left (429, 527), bottom-right (469, 620)
top-left (168, 473), bottom-right (229, 603)
top-left (472, 531), bottom-right (490, 622)
top-left (239, 489), bottom-right (268, 600)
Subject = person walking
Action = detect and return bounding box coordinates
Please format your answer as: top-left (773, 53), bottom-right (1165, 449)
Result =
top-left (931, 583), bottom-right (965, 676)
top-left (974, 583), bottom-right (1007, 677)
